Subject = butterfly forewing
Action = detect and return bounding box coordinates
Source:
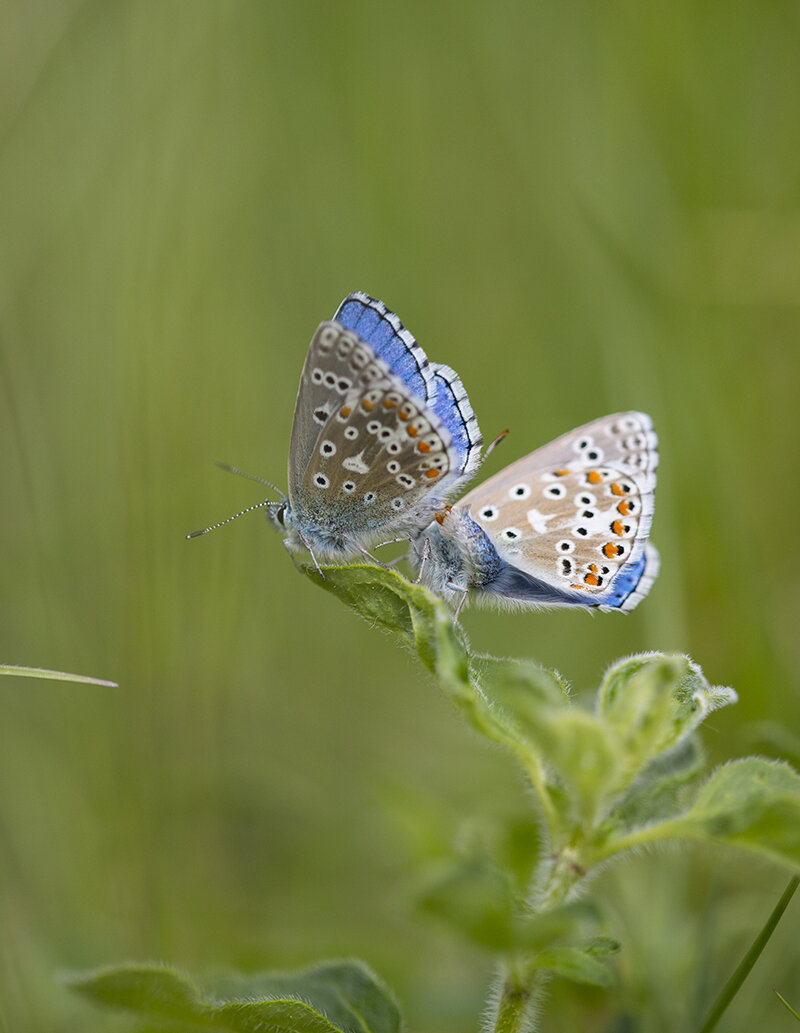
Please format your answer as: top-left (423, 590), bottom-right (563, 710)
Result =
top-left (296, 372), bottom-right (457, 544)
top-left (461, 413), bottom-right (657, 601)
top-left (288, 321), bottom-right (395, 498)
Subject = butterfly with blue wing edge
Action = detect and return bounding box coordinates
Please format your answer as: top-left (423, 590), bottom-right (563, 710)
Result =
top-left (411, 412), bottom-right (659, 616)
top-left (188, 293), bottom-right (483, 574)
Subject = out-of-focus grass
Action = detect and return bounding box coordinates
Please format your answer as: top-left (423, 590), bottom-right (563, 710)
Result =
top-left (1, 3), bottom-right (799, 1031)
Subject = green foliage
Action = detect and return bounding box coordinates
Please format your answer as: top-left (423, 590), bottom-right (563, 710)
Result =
top-left (71, 563), bottom-right (800, 1033)
top-left (0, 663), bottom-right (117, 687)
top-left (66, 960), bottom-right (401, 1033)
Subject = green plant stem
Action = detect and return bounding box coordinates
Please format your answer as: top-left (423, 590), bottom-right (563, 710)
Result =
top-left (491, 960), bottom-right (547, 1033)
top-left (490, 846), bottom-right (585, 1033)
top-left (698, 875), bottom-right (799, 1033)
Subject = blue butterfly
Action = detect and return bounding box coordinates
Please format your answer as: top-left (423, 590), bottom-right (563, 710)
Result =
top-left (260, 293), bottom-right (482, 569)
top-left (411, 412), bottom-right (659, 615)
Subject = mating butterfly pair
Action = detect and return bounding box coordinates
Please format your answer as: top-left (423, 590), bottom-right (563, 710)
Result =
top-left (196, 293), bottom-right (659, 615)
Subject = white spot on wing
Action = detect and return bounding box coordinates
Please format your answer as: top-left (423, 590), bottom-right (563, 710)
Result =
top-left (342, 452), bottom-right (370, 474)
top-left (527, 508), bottom-right (556, 534)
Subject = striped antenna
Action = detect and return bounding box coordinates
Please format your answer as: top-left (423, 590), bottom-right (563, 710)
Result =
top-left (215, 461), bottom-right (286, 499)
top-left (186, 499), bottom-right (275, 539)
top-left (186, 462), bottom-right (286, 539)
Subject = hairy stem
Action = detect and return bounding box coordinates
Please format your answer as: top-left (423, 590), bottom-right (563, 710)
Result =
top-left (489, 844), bottom-right (586, 1033)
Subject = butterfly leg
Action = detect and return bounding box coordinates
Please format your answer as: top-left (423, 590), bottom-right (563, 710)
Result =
top-left (284, 538), bottom-right (326, 580)
top-left (372, 536), bottom-right (411, 569)
top-left (346, 538), bottom-right (393, 569)
top-left (412, 537), bottom-right (431, 585)
top-left (448, 582), bottom-right (469, 619)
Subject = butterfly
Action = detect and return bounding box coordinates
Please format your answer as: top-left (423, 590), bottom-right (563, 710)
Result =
top-left (411, 412), bottom-right (659, 615)
top-left (232, 292), bottom-right (483, 571)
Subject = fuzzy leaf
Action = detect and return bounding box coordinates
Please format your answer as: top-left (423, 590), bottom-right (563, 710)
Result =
top-left (598, 653), bottom-right (736, 769)
top-left (667, 758), bottom-right (800, 869)
top-left (531, 946), bottom-right (615, 986)
top-left (416, 857), bottom-right (599, 953)
top-left (415, 859), bottom-right (517, 950)
top-left (66, 960), bottom-right (401, 1033)
top-left (606, 736), bottom-right (704, 832)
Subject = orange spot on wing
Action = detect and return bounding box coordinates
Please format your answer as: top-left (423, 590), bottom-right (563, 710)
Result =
top-left (398, 408), bottom-right (411, 420)
top-left (588, 563), bottom-right (598, 573)
top-left (587, 470), bottom-right (602, 484)
top-left (610, 483), bottom-right (625, 496)
top-left (417, 441), bottom-right (431, 453)
top-left (434, 505), bottom-right (452, 525)
top-left (611, 520), bottom-right (625, 536)
top-left (340, 406), bottom-right (351, 417)
top-left (617, 500), bottom-right (632, 515)
top-left (407, 425), bottom-right (418, 437)
top-left (361, 399), bottom-right (374, 412)
top-left (603, 542), bottom-right (618, 558)
top-left (425, 469), bottom-right (440, 479)
top-left (584, 573), bottom-right (600, 586)
top-left (384, 399), bottom-right (397, 408)
top-left (554, 469), bottom-right (570, 476)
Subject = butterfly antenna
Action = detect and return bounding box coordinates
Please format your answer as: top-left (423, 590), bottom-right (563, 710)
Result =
top-left (215, 461), bottom-right (286, 500)
top-left (186, 500), bottom-right (274, 539)
top-left (485, 429), bottom-right (509, 459)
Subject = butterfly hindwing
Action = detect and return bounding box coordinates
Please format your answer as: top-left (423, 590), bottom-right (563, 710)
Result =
top-left (437, 413), bottom-right (658, 611)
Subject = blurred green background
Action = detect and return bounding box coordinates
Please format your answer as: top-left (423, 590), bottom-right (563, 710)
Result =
top-left (2, 2), bottom-right (800, 1031)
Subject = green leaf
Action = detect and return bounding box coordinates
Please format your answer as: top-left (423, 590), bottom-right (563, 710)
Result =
top-left (598, 653), bottom-right (736, 769)
top-left (531, 946), bottom-right (615, 987)
top-left (0, 663), bottom-right (117, 687)
top-left (598, 758), bottom-right (800, 871)
top-left (66, 960), bottom-right (401, 1033)
top-left (416, 857), bottom-right (599, 953)
top-left (606, 736), bottom-right (704, 832)
top-left (671, 759), bottom-right (800, 869)
top-left (775, 989), bottom-right (800, 1021)
top-left (415, 858), bottom-right (517, 951)
top-left (65, 963), bottom-right (200, 1021)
